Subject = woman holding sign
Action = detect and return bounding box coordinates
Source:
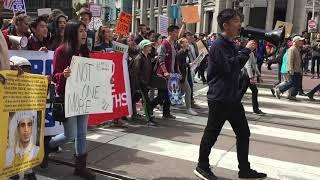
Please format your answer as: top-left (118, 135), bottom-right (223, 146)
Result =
top-left (41, 20), bottom-right (96, 180)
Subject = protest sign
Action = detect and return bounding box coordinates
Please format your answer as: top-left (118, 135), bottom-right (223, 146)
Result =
top-left (112, 41), bottom-right (129, 54)
top-left (3, 0), bottom-right (15, 10)
top-left (181, 6), bottom-right (200, 23)
top-left (37, 8), bottom-right (52, 16)
top-left (12, 0), bottom-right (26, 14)
top-left (0, 71), bottom-right (47, 178)
top-left (168, 73), bottom-right (183, 105)
top-left (190, 51), bottom-right (206, 72)
top-left (65, 56), bottom-right (114, 118)
top-left (159, 15), bottom-right (169, 37)
top-left (274, 20), bottom-right (292, 38)
top-left (89, 4), bottom-right (102, 17)
top-left (8, 50), bottom-right (64, 136)
top-left (88, 53), bottom-right (132, 126)
top-left (196, 40), bottom-right (208, 55)
top-left (115, 12), bottom-right (132, 35)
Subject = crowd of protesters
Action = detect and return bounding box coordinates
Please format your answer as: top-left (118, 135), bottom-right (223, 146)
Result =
top-left (1, 5), bottom-right (319, 180)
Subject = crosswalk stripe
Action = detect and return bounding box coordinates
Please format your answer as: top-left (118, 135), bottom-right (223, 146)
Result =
top-left (247, 88), bottom-right (320, 100)
top-left (195, 101), bottom-right (320, 121)
top-left (95, 133), bottom-right (320, 180)
top-left (153, 111), bottom-right (320, 144)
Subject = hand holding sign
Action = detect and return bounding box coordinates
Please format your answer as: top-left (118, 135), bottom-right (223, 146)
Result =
top-left (65, 56), bottom-right (114, 118)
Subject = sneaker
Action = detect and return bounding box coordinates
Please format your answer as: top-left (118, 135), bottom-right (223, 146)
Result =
top-left (194, 166), bottom-right (218, 180)
top-left (270, 88), bottom-right (276, 97)
top-left (253, 109), bottom-right (266, 116)
top-left (163, 114), bottom-right (176, 119)
top-left (238, 169), bottom-right (267, 179)
top-left (186, 108), bottom-right (198, 116)
top-left (307, 93), bottom-right (315, 101)
top-left (275, 88), bottom-right (281, 99)
top-left (287, 95), bottom-right (298, 101)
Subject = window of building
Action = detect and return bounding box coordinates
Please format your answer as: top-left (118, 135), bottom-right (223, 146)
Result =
top-left (137, 0), bottom-right (141, 9)
top-left (155, 0), bottom-right (158, 7)
top-left (163, 0), bottom-right (167, 6)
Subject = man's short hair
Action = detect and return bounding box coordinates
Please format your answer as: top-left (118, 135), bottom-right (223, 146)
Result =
top-left (217, 9), bottom-right (242, 31)
top-left (139, 24), bottom-right (147, 31)
top-left (167, 25), bottom-right (179, 33)
top-left (30, 14), bottom-right (48, 29)
top-left (79, 8), bottom-right (92, 20)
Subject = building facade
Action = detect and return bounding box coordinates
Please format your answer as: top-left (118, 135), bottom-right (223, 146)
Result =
top-left (132, 0), bottom-right (318, 35)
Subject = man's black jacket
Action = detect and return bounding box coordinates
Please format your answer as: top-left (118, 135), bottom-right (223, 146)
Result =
top-left (207, 34), bottom-right (251, 103)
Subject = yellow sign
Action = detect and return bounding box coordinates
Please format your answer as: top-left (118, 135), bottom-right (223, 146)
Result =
top-left (0, 71), bottom-right (48, 178)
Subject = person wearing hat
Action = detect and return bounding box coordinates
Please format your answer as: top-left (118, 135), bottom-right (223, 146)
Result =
top-left (6, 111), bottom-right (39, 180)
top-left (275, 36), bottom-right (305, 100)
top-left (132, 39), bottom-right (156, 124)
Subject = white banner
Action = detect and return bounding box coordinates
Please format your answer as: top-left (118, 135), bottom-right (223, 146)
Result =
top-left (65, 56), bottom-right (114, 118)
top-left (190, 51), bottom-right (206, 72)
top-left (8, 50), bottom-right (64, 136)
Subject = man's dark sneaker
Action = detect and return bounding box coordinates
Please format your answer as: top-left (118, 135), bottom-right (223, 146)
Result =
top-left (270, 88), bottom-right (276, 97)
top-left (194, 166), bottom-right (218, 180)
top-left (307, 93), bottom-right (315, 101)
top-left (275, 88), bottom-right (281, 99)
top-left (253, 109), bottom-right (266, 116)
top-left (163, 114), bottom-right (176, 119)
top-left (238, 169), bottom-right (267, 179)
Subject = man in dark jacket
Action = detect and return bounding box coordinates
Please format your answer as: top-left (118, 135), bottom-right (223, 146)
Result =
top-left (194, 9), bottom-right (267, 180)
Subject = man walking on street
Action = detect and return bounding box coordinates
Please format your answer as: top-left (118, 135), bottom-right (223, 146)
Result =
top-left (275, 36), bottom-right (305, 101)
top-left (194, 9), bottom-right (267, 180)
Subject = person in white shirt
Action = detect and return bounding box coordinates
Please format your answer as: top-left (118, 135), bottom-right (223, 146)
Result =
top-left (239, 48), bottom-right (266, 115)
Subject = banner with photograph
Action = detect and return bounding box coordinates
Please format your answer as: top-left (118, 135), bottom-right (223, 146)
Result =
top-left (65, 56), bottom-right (114, 118)
top-left (8, 50), bottom-right (64, 136)
top-left (88, 53), bottom-right (132, 126)
top-left (168, 73), bottom-right (183, 105)
top-left (0, 71), bottom-right (47, 178)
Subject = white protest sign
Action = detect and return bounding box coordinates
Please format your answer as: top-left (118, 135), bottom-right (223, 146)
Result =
top-left (89, 4), bottom-right (102, 17)
top-left (190, 51), bottom-right (206, 72)
top-left (37, 8), bottom-right (52, 16)
top-left (112, 41), bottom-right (128, 54)
top-left (65, 56), bottom-right (114, 118)
top-left (159, 15), bottom-right (169, 37)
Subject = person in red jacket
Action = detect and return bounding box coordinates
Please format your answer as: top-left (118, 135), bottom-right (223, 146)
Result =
top-left (40, 20), bottom-right (95, 180)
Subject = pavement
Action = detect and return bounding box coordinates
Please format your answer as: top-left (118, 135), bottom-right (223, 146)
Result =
top-left (10, 64), bottom-right (320, 180)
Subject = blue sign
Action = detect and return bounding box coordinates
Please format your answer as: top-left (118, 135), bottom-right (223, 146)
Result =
top-left (170, 4), bottom-right (181, 19)
top-left (12, 0), bottom-right (26, 14)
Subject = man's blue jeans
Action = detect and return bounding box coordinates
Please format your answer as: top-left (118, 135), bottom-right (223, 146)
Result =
top-left (278, 73), bottom-right (301, 97)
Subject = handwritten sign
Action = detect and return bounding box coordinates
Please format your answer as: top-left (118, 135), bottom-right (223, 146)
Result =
top-left (37, 8), bottom-right (52, 16)
top-left (190, 51), bottom-right (206, 72)
top-left (274, 20), bottom-right (292, 38)
top-left (181, 6), bottom-right (200, 24)
top-left (159, 15), bottom-right (169, 37)
top-left (115, 12), bottom-right (132, 36)
top-left (65, 56), bottom-right (114, 118)
top-left (196, 40), bottom-right (208, 56)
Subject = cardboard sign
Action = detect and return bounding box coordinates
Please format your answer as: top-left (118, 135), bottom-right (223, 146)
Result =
top-left (190, 51), bottom-right (207, 72)
top-left (88, 53), bottom-right (132, 126)
top-left (274, 20), bottom-right (293, 38)
top-left (65, 56), bottom-right (114, 118)
top-left (196, 40), bottom-right (208, 56)
top-left (89, 4), bottom-right (102, 17)
top-left (308, 19), bottom-right (318, 33)
top-left (0, 71), bottom-right (47, 178)
top-left (8, 50), bottom-right (64, 136)
top-left (115, 12), bottom-right (132, 35)
top-left (37, 8), bottom-right (52, 16)
top-left (159, 15), bottom-right (169, 37)
top-left (181, 6), bottom-right (200, 24)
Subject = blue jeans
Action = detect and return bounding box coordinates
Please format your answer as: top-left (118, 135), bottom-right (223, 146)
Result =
top-left (49, 115), bottom-right (88, 156)
top-left (278, 73), bottom-right (301, 97)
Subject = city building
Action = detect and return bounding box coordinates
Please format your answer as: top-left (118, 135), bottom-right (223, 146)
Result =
top-left (132, 0), bottom-right (319, 35)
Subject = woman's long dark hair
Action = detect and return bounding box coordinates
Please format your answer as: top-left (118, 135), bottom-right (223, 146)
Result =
top-left (50, 14), bottom-right (67, 50)
top-left (63, 20), bottom-right (89, 58)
